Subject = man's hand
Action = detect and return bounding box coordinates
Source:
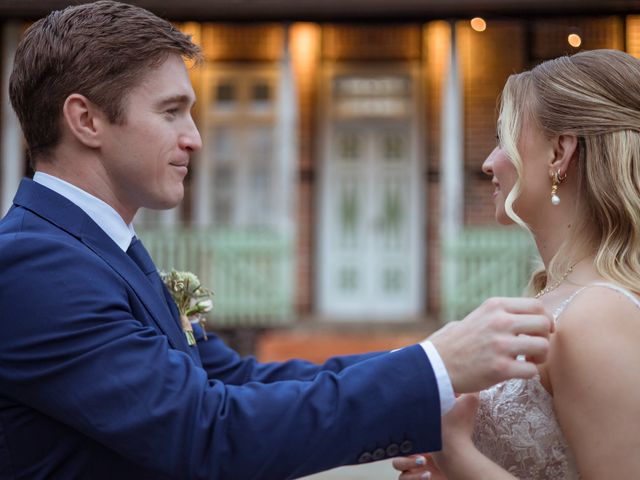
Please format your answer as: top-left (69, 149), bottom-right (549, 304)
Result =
top-left (429, 297), bottom-right (553, 393)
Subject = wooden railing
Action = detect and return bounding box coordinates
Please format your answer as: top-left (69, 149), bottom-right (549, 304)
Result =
top-left (137, 228), bottom-right (294, 327)
top-left (139, 226), bottom-right (536, 326)
top-left (442, 227), bottom-right (538, 322)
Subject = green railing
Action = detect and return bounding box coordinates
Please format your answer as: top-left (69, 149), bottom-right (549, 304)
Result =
top-left (137, 228), bottom-right (294, 327)
top-left (442, 227), bottom-right (538, 322)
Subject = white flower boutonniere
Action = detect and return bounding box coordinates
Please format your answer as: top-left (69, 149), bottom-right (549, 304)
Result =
top-left (160, 270), bottom-right (213, 346)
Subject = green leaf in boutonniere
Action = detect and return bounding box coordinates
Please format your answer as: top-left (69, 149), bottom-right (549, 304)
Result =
top-left (159, 270), bottom-right (213, 345)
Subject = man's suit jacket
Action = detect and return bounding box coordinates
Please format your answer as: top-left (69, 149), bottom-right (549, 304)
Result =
top-left (0, 179), bottom-right (441, 480)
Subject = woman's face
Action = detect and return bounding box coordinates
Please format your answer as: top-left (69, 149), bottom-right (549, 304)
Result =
top-left (482, 143), bottom-right (517, 225)
top-left (482, 115), bottom-right (555, 226)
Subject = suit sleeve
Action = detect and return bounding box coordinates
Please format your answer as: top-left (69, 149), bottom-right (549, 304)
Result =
top-left (0, 237), bottom-right (441, 480)
top-left (194, 325), bottom-right (384, 385)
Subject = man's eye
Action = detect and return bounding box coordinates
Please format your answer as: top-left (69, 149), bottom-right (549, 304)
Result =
top-left (166, 108), bottom-right (179, 116)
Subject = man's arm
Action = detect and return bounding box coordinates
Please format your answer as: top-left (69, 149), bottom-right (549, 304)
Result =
top-left (196, 295), bottom-right (553, 414)
top-left (194, 326), bottom-right (384, 385)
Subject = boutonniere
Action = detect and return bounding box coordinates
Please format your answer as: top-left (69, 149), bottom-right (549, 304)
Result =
top-left (160, 270), bottom-right (213, 346)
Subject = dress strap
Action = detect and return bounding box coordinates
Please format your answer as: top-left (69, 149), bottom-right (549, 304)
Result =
top-left (553, 282), bottom-right (640, 322)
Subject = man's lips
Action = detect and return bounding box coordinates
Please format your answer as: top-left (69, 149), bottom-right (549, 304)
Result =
top-left (170, 160), bottom-right (189, 168)
top-left (170, 162), bottom-right (189, 175)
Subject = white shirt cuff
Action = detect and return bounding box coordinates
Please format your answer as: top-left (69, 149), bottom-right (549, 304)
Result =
top-left (420, 340), bottom-right (455, 415)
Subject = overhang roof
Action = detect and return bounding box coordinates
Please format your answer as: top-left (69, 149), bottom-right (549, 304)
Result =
top-left (1, 0), bottom-right (639, 21)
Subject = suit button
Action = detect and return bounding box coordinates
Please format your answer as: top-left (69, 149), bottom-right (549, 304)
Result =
top-left (400, 440), bottom-right (413, 454)
top-left (358, 452), bottom-right (372, 464)
top-left (372, 448), bottom-right (386, 461)
top-left (386, 443), bottom-right (400, 457)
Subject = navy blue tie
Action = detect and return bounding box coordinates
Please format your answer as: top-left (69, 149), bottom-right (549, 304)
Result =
top-left (127, 237), bottom-right (164, 295)
top-left (126, 237), bottom-right (196, 349)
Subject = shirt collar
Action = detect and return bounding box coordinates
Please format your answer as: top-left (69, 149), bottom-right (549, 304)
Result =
top-left (33, 172), bottom-right (136, 251)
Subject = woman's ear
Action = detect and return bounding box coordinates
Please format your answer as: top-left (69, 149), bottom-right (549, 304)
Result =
top-left (61, 94), bottom-right (105, 149)
top-left (549, 134), bottom-right (578, 176)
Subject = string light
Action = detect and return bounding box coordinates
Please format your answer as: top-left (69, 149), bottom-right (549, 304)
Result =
top-left (568, 33), bottom-right (582, 47)
top-left (470, 17), bottom-right (487, 32)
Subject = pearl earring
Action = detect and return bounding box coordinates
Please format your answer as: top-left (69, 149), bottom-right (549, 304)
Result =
top-left (550, 170), bottom-right (566, 206)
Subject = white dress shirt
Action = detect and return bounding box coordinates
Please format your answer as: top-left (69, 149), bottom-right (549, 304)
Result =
top-left (33, 172), bottom-right (136, 251)
top-left (32, 171), bottom-right (455, 415)
top-left (420, 340), bottom-right (455, 414)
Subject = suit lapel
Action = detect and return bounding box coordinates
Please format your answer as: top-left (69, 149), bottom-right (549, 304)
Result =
top-left (81, 221), bottom-right (194, 354)
top-left (13, 179), bottom-right (198, 359)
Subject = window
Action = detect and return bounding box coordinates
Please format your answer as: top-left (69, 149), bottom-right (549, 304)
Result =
top-left (197, 68), bottom-right (280, 228)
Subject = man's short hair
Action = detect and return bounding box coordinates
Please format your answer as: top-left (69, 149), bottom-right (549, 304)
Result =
top-left (9, 0), bottom-right (201, 165)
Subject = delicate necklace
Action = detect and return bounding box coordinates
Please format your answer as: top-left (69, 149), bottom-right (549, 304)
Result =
top-left (535, 265), bottom-right (574, 299)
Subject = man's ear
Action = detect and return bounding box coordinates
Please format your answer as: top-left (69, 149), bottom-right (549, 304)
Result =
top-left (61, 94), bottom-right (105, 149)
top-left (549, 134), bottom-right (578, 176)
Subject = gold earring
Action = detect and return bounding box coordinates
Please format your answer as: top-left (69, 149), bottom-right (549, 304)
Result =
top-left (550, 170), bottom-right (566, 206)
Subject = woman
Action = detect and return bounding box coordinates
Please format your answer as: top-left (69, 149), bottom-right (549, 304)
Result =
top-left (394, 49), bottom-right (640, 479)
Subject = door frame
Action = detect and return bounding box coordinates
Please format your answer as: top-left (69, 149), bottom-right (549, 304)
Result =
top-left (315, 61), bottom-right (427, 320)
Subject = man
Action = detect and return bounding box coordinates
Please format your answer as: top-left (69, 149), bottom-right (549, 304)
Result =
top-left (0, 2), bottom-right (552, 479)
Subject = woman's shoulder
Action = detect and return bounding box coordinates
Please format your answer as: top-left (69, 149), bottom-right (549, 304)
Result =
top-left (547, 281), bottom-right (640, 389)
top-left (547, 281), bottom-right (640, 380)
top-left (554, 281), bottom-right (640, 329)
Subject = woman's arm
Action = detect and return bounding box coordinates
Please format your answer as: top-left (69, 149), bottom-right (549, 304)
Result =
top-left (549, 286), bottom-right (640, 479)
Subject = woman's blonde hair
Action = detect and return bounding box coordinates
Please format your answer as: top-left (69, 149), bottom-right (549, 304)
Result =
top-left (498, 49), bottom-right (640, 296)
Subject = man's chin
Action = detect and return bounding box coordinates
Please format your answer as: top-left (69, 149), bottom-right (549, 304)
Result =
top-left (147, 192), bottom-right (184, 211)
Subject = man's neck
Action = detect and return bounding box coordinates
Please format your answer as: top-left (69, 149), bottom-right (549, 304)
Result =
top-left (35, 158), bottom-right (136, 224)
top-left (32, 171), bottom-right (137, 251)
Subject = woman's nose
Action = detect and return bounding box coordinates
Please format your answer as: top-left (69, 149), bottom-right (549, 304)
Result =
top-left (482, 148), bottom-right (497, 176)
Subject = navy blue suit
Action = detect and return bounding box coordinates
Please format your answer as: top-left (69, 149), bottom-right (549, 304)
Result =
top-left (0, 179), bottom-right (441, 480)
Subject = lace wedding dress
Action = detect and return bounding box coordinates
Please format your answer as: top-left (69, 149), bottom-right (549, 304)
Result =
top-left (472, 283), bottom-right (640, 479)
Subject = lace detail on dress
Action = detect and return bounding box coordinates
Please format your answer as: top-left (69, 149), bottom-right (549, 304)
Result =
top-left (473, 283), bottom-right (640, 479)
top-left (472, 375), bottom-right (580, 479)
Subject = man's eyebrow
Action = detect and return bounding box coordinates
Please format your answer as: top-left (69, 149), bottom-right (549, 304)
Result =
top-left (155, 94), bottom-right (196, 108)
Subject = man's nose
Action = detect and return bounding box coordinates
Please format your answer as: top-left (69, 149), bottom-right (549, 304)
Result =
top-left (181, 117), bottom-right (202, 152)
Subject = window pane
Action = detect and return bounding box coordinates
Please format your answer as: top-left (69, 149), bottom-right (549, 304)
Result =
top-left (248, 126), bottom-right (273, 157)
top-left (250, 81), bottom-right (272, 113)
top-left (212, 126), bottom-right (234, 160)
top-left (333, 75), bottom-right (410, 119)
top-left (252, 83), bottom-right (271, 101)
top-left (213, 82), bottom-right (237, 112)
top-left (248, 162), bottom-right (271, 225)
top-left (212, 165), bottom-right (235, 225)
top-left (217, 83), bottom-right (235, 101)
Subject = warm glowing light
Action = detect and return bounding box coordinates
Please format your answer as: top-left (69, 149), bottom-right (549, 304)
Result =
top-left (470, 17), bottom-right (487, 32)
top-left (568, 33), bottom-right (582, 48)
top-left (291, 23), bottom-right (320, 92)
top-left (291, 23), bottom-right (318, 64)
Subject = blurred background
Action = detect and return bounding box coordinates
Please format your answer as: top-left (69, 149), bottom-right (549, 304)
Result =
top-left (1, 0), bottom-right (638, 477)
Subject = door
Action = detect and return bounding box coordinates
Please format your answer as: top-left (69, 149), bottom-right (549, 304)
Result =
top-left (319, 123), bottom-right (423, 319)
